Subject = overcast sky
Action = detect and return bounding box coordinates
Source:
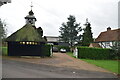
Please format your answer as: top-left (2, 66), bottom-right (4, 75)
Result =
top-left (0, 0), bottom-right (119, 38)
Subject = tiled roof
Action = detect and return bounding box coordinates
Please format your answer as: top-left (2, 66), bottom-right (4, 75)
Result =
top-left (95, 28), bottom-right (120, 42)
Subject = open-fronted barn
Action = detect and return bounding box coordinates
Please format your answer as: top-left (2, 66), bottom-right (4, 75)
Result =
top-left (5, 6), bottom-right (51, 56)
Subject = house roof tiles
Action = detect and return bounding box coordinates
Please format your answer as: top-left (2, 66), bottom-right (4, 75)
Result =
top-left (95, 28), bottom-right (120, 42)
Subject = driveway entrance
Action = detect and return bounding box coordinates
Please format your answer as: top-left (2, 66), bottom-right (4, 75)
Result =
top-left (3, 53), bottom-right (113, 73)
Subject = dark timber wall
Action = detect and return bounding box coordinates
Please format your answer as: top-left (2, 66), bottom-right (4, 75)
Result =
top-left (8, 41), bottom-right (47, 56)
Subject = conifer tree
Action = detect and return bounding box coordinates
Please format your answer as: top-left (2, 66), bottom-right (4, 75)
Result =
top-left (82, 19), bottom-right (93, 46)
top-left (59, 15), bottom-right (82, 47)
top-left (0, 19), bottom-right (6, 40)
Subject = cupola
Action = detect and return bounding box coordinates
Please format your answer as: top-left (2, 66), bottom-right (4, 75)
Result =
top-left (24, 3), bottom-right (37, 26)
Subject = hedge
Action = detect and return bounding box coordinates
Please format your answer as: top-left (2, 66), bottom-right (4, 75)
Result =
top-left (1, 47), bottom-right (8, 56)
top-left (41, 44), bottom-right (52, 57)
top-left (77, 47), bottom-right (113, 60)
top-left (53, 45), bottom-right (70, 52)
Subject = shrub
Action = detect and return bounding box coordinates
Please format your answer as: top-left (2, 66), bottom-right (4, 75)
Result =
top-left (111, 41), bottom-right (120, 59)
top-left (41, 44), bottom-right (52, 57)
top-left (1, 47), bottom-right (8, 56)
top-left (77, 47), bottom-right (112, 60)
top-left (53, 45), bottom-right (70, 52)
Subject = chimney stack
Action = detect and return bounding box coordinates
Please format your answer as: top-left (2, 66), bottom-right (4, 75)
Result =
top-left (107, 27), bottom-right (111, 31)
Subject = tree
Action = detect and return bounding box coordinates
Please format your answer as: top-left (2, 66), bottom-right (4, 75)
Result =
top-left (59, 15), bottom-right (82, 47)
top-left (37, 27), bottom-right (43, 37)
top-left (0, 19), bottom-right (6, 40)
top-left (82, 19), bottom-right (93, 46)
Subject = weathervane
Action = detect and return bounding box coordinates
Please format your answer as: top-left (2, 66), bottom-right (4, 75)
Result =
top-left (30, 2), bottom-right (33, 10)
top-left (86, 18), bottom-right (88, 23)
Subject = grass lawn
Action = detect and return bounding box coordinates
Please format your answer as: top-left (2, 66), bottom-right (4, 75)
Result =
top-left (82, 59), bottom-right (119, 74)
top-left (66, 52), bottom-right (76, 58)
top-left (66, 52), bottom-right (119, 74)
top-left (66, 52), bottom-right (73, 57)
top-left (0, 47), bottom-right (8, 56)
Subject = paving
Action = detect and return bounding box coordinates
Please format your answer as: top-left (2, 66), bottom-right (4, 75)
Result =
top-left (2, 52), bottom-right (115, 74)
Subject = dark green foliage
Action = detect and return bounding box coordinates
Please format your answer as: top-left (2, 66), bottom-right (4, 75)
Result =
top-left (0, 19), bottom-right (6, 40)
top-left (117, 42), bottom-right (120, 58)
top-left (82, 19), bottom-right (93, 46)
top-left (1, 47), bottom-right (8, 56)
top-left (44, 36), bottom-right (47, 41)
top-left (54, 45), bottom-right (70, 52)
top-left (41, 44), bottom-right (52, 57)
top-left (59, 15), bottom-right (82, 47)
top-left (111, 41), bottom-right (120, 59)
top-left (77, 47), bottom-right (112, 60)
top-left (37, 27), bottom-right (43, 37)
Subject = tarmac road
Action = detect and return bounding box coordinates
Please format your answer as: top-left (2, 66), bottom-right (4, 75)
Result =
top-left (2, 59), bottom-right (118, 78)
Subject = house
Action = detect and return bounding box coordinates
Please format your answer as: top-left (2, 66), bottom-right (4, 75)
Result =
top-left (46, 36), bottom-right (59, 45)
top-left (94, 27), bottom-right (120, 48)
top-left (45, 36), bottom-right (69, 46)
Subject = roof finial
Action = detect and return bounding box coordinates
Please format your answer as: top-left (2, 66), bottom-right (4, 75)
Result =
top-left (30, 2), bottom-right (33, 10)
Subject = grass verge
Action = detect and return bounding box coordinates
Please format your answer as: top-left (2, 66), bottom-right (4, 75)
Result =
top-left (81, 59), bottom-right (119, 74)
top-left (66, 52), bottom-right (73, 57)
top-left (66, 52), bottom-right (119, 74)
top-left (66, 52), bottom-right (76, 58)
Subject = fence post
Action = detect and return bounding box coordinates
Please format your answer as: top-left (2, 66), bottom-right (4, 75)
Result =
top-left (76, 47), bottom-right (78, 58)
top-left (50, 45), bottom-right (53, 57)
top-left (73, 47), bottom-right (78, 58)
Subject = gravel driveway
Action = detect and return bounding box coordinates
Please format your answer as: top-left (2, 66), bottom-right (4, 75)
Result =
top-left (3, 52), bottom-right (115, 74)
